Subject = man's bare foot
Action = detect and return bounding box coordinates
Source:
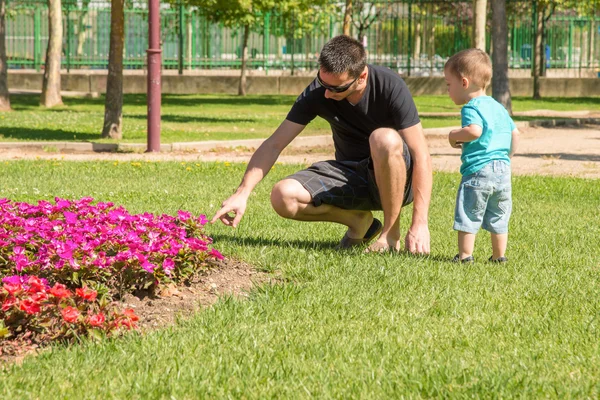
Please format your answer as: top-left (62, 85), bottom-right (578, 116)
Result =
top-left (345, 211), bottom-right (375, 239)
top-left (364, 236), bottom-right (401, 253)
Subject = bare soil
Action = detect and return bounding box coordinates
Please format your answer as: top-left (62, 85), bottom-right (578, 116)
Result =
top-left (1, 260), bottom-right (274, 365)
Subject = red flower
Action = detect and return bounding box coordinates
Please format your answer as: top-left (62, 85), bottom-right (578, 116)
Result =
top-left (30, 292), bottom-right (48, 303)
top-left (20, 299), bottom-right (41, 315)
top-left (27, 276), bottom-right (47, 293)
top-left (87, 313), bottom-right (105, 327)
top-left (61, 306), bottom-right (80, 323)
top-left (2, 283), bottom-right (22, 295)
top-left (75, 286), bottom-right (97, 302)
top-left (123, 308), bottom-right (139, 322)
top-left (49, 283), bottom-right (72, 299)
top-left (2, 297), bottom-right (18, 311)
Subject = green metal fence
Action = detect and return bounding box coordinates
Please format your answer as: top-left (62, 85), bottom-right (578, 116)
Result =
top-left (4, 0), bottom-right (600, 75)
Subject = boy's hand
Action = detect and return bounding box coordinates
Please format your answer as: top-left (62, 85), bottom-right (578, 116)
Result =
top-left (448, 135), bottom-right (463, 149)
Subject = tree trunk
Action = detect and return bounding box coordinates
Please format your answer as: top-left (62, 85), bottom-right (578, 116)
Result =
top-left (186, 14), bottom-right (192, 70)
top-left (472, 0), bottom-right (487, 50)
top-left (428, 19), bottom-right (436, 74)
top-left (491, 0), bottom-right (512, 115)
top-left (76, 0), bottom-right (91, 56)
top-left (102, 0), bottom-right (124, 139)
top-left (343, 0), bottom-right (352, 36)
top-left (41, 0), bottom-right (63, 108)
top-left (238, 24), bottom-right (249, 96)
top-left (532, 4), bottom-right (543, 99)
top-left (0, 0), bottom-right (10, 111)
top-left (413, 12), bottom-right (421, 60)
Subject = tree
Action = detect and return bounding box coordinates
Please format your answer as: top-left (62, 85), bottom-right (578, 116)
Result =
top-left (0, 0), bottom-right (10, 111)
top-left (491, 0), bottom-right (512, 114)
top-left (102, 0), bottom-right (125, 139)
top-left (186, 0), bottom-right (329, 96)
top-left (184, 0), bottom-right (270, 95)
top-left (351, 1), bottom-right (391, 42)
top-left (343, 0), bottom-right (352, 36)
top-left (40, 0), bottom-right (63, 107)
top-left (75, 0), bottom-right (92, 57)
top-left (472, 0), bottom-right (487, 50)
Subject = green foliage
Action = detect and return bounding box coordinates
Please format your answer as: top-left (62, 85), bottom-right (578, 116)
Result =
top-left (183, 0), bottom-right (334, 38)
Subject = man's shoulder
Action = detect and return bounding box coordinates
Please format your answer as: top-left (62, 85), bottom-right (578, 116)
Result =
top-left (369, 64), bottom-right (406, 84)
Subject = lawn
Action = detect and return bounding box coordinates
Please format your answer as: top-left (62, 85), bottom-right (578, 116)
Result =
top-left (0, 94), bottom-right (598, 143)
top-left (1, 160), bottom-right (599, 398)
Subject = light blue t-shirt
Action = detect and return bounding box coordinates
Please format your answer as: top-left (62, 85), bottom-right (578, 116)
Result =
top-left (460, 96), bottom-right (516, 176)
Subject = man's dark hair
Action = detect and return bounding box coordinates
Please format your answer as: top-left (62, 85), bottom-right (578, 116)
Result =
top-left (318, 35), bottom-right (367, 78)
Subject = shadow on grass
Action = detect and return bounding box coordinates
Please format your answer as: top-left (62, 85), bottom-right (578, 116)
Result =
top-left (512, 96), bottom-right (600, 106)
top-left (9, 93), bottom-right (294, 110)
top-left (211, 233), bottom-right (451, 262)
top-left (0, 127), bottom-right (99, 141)
top-left (210, 233), bottom-right (339, 251)
top-left (519, 153), bottom-right (600, 162)
top-left (126, 113), bottom-right (258, 124)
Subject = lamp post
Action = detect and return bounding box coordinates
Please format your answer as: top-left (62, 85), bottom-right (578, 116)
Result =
top-left (146, 0), bottom-right (161, 152)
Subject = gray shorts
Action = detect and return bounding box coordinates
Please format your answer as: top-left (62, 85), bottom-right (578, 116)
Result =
top-left (287, 142), bottom-right (413, 211)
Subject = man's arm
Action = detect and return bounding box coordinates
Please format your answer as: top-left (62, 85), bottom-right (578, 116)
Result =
top-left (399, 122), bottom-right (432, 254)
top-left (211, 119), bottom-right (305, 227)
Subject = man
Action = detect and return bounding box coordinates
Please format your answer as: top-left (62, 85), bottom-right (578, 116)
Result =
top-left (211, 35), bottom-right (431, 254)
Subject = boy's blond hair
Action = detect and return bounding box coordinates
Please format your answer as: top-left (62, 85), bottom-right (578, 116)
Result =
top-left (445, 49), bottom-right (492, 90)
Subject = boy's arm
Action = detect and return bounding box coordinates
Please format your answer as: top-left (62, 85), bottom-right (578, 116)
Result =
top-left (449, 124), bottom-right (483, 146)
top-left (510, 128), bottom-right (520, 157)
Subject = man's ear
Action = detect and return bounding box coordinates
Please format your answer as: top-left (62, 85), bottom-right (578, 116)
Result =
top-left (359, 69), bottom-right (368, 83)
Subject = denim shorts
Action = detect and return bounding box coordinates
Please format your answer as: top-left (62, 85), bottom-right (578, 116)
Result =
top-left (454, 160), bottom-right (512, 234)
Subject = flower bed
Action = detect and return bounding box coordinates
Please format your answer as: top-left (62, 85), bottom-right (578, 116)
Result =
top-left (0, 197), bottom-right (223, 347)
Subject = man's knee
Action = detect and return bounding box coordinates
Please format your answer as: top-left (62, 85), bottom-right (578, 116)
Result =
top-left (270, 179), bottom-right (306, 219)
top-left (369, 128), bottom-right (404, 158)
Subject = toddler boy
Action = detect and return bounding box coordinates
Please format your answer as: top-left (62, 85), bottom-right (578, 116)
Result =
top-left (444, 49), bottom-right (520, 263)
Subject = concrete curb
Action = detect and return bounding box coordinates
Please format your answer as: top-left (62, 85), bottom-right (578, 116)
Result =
top-left (1, 118), bottom-right (598, 153)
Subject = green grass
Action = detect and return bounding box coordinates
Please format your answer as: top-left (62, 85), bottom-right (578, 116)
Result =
top-left (0, 94), bottom-right (598, 143)
top-left (1, 160), bottom-right (600, 398)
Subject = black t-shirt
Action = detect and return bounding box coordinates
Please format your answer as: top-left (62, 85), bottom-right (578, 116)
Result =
top-left (286, 64), bottom-right (420, 161)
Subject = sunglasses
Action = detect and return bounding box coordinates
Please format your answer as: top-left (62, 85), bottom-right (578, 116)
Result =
top-left (316, 71), bottom-right (359, 93)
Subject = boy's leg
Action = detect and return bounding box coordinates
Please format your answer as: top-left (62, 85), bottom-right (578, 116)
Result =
top-left (458, 231), bottom-right (476, 259)
top-left (490, 233), bottom-right (508, 260)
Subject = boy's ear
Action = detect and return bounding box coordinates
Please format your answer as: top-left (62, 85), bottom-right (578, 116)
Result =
top-left (461, 77), bottom-right (470, 89)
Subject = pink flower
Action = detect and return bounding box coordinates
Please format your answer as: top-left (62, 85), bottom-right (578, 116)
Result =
top-left (63, 211), bottom-right (78, 224)
top-left (209, 248), bottom-right (224, 260)
top-left (198, 215), bottom-right (208, 226)
top-left (61, 306), bottom-right (80, 323)
top-left (162, 258), bottom-right (175, 275)
top-left (177, 210), bottom-right (192, 222)
top-left (141, 261), bottom-right (156, 273)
